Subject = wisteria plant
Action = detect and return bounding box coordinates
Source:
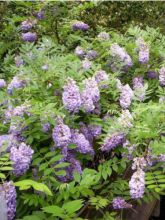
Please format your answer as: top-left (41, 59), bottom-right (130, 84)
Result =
top-left (0, 7), bottom-right (165, 220)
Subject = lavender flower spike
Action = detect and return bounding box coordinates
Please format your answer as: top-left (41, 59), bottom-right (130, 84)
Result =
top-left (101, 133), bottom-right (125, 152)
top-left (72, 21), bottom-right (89, 31)
top-left (132, 157), bottom-right (147, 170)
top-left (110, 43), bottom-right (133, 68)
top-left (62, 78), bottom-right (81, 113)
top-left (97, 32), bottom-right (110, 41)
top-left (95, 70), bottom-right (109, 88)
top-left (0, 79), bottom-right (6, 88)
top-left (119, 84), bottom-right (134, 109)
top-left (82, 59), bottom-right (92, 71)
top-left (7, 76), bottom-right (26, 95)
top-left (0, 181), bottom-right (16, 220)
top-left (21, 19), bottom-right (36, 31)
top-left (133, 76), bottom-right (146, 101)
top-left (75, 46), bottom-right (85, 59)
top-left (113, 197), bottom-right (132, 209)
top-left (52, 118), bottom-right (71, 148)
top-left (85, 50), bottom-right (98, 60)
top-left (159, 67), bottom-right (165, 87)
top-left (21, 32), bottom-right (37, 42)
top-left (137, 38), bottom-right (149, 64)
top-left (10, 142), bottom-right (34, 177)
top-left (129, 168), bottom-right (145, 199)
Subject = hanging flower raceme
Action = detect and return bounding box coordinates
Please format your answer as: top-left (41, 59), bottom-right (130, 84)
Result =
top-left (132, 157), bottom-right (147, 170)
top-left (36, 10), bottom-right (45, 20)
top-left (146, 71), bottom-right (158, 79)
top-left (21, 32), bottom-right (37, 42)
top-left (7, 76), bottom-right (26, 95)
top-left (62, 78), bottom-right (82, 113)
top-left (71, 129), bottom-right (94, 156)
top-left (94, 70), bottom-right (109, 88)
top-left (82, 59), bottom-right (92, 71)
top-left (88, 124), bottom-right (102, 138)
top-left (119, 84), bottom-right (134, 109)
top-left (81, 77), bottom-right (100, 112)
top-left (110, 43), bottom-right (133, 68)
top-left (21, 19), bottom-right (36, 31)
top-left (0, 79), bottom-right (6, 88)
top-left (101, 133), bottom-right (125, 152)
top-left (75, 46), bottom-right (85, 59)
top-left (97, 32), bottom-right (110, 41)
top-left (112, 197), bottom-right (132, 209)
top-left (52, 118), bottom-right (71, 148)
top-left (159, 67), bottom-right (165, 87)
top-left (42, 122), bottom-right (51, 133)
top-left (136, 38), bottom-right (149, 64)
top-left (85, 50), bottom-right (98, 60)
top-left (0, 181), bottom-right (16, 220)
top-left (72, 21), bottom-right (89, 31)
top-left (122, 140), bottom-right (136, 160)
top-left (133, 76), bottom-right (146, 101)
top-left (10, 142), bottom-right (34, 177)
top-left (118, 110), bottom-right (133, 128)
top-left (0, 134), bottom-right (15, 152)
top-left (129, 168), bottom-right (145, 199)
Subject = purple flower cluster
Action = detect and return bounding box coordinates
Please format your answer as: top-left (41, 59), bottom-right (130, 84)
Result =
top-left (36, 10), bottom-right (45, 20)
top-left (137, 38), bottom-right (149, 64)
top-left (97, 32), bottom-right (110, 41)
top-left (132, 157), bottom-right (147, 170)
top-left (133, 76), bottom-right (146, 101)
top-left (21, 19), bottom-right (36, 31)
top-left (7, 76), bottom-right (26, 95)
top-left (0, 134), bottom-right (14, 152)
top-left (75, 46), bottom-right (85, 59)
top-left (159, 67), bottom-right (165, 86)
top-left (0, 181), bottom-right (16, 220)
top-left (110, 43), bottom-right (133, 68)
top-left (112, 197), bottom-right (132, 209)
top-left (21, 32), bottom-right (37, 42)
top-left (94, 70), bottom-right (109, 88)
top-left (122, 140), bottom-right (136, 160)
top-left (119, 84), bottom-right (134, 109)
top-left (118, 110), bottom-right (133, 128)
top-left (146, 71), bottom-right (158, 79)
top-left (82, 59), bottom-right (92, 71)
top-left (10, 142), bottom-right (34, 177)
top-left (88, 124), bottom-right (102, 138)
top-left (81, 77), bottom-right (100, 112)
top-left (72, 21), bottom-right (89, 31)
top-left (62, 78), bottom-right (82, 113)
top-left (14, 56), bottom-right (24, 67)
top-left (129, 168), bottom-right (145, 199)
top-left (0, 79), bottom-right (6, 88)
top-left (85, 50), bottom-right (98, 60)
top-left (101, 133), bottom-right (125, 152)
top-left (42, 122), bottom-right (51, 133)
top-left (52, 118), bottom-right (71, 148)
top-left (71, 129), bottom-right (94, 155)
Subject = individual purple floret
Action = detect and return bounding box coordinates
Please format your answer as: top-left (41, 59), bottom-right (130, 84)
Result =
top-left (101, 133), bottom-right (125, 152)
top-left (119, 84), bottom-right (134, 109)
top-left (110, 43), bottom-right (133, 68)
top-left (72, 21), bottom-right (89, 31)
top-left (14, 56), bottom-right (24, 67)
top-left (112, 197), bottom-right (132, 209)
top-left (137, 38), bottom-right (149, 64)
top-left (36, 10), bottom-right (45, 20)
top-left (82, 59), bottom-right (92, 71)
top-left (75, 46), bottom-right (85, 59)
top-left (0, 181), bottom-right (16, 220)
top-left (7, 76), bottom-right (26, 95)
top-left (133, 76), bottom-right (146, 101)
top-left (62, 78), bottom-right (82, 113)
top-left (97, 32), bottom-right (110, 41)
top-left (0, 79), bottom-right (6, 88)
top-left (118, 110), bottom-right (133, 128)
top-left (129, 168), bottom-right (145, 199)
top-left (10, 142), bottom-right (34, 177)
top-left (42, 123), bottom-right (51, 133)
top-left (159, 67), bottom-right (165, 86)
top-left (21, 32), bottom-right (37, 42)
top-left (146, 71), bottom-right (158, 79)
top-left (85, 50), bottom-right (98, 60)
top-left (21, 19), bottom-right (36, 31)
top-left (71, 129), bottom-right (94, 155)
top-left (132, 157), bottom-right (147, 170)
top-left (94, 70), bottom-right (109, 88)
top-left (52, 118), bottom-right (71, 148)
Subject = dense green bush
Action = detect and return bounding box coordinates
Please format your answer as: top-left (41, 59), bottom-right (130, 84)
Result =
top-left (0, 1), bottom-right (165, 220)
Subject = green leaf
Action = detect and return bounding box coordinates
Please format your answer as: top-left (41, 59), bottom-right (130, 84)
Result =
top-left (63, 199), bottom-right (84, 214)
top-left (42, 205), bottom-right (64, 217)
